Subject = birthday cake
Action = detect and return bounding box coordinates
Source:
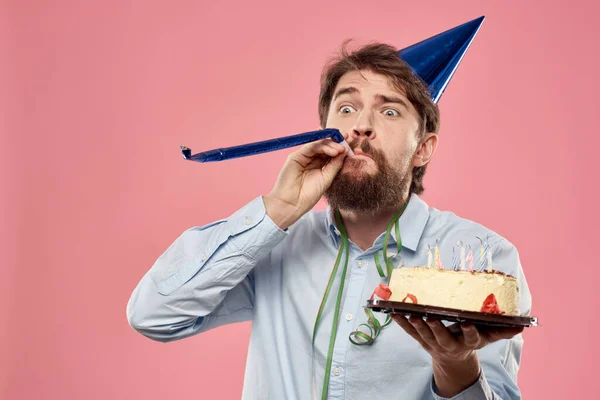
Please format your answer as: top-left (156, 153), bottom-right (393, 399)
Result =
top-left (384, 266), bottom-right (520, 315)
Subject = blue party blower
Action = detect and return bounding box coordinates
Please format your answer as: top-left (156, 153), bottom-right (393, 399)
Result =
top-left (180, 128), bottom-right (354, 162)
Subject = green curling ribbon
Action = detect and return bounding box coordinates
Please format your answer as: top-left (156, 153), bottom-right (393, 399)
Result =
top-left (312, 202), bottom-right (408, 399)
top-left (312, 210), bottom-right (350, 400)
top-left (348, 202), bottom-right (406, 345)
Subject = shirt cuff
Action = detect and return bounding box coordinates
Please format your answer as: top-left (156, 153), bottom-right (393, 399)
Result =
top-left (431, 371), bottom-right (495, 400)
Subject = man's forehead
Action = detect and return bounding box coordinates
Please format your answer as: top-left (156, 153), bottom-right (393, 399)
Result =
top-left (335, 70), bottom-right (408, 99)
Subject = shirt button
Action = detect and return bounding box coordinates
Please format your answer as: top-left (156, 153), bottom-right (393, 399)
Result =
top-left (357, 260), bottom-right (365, 268)
top-left (244, 217), bottom-right (253, 226)
top-left (201, 256), bottom-right (207, 262)
top-left (345, 313), bottom-right (353, 321)
top-left (333, 367), bottom-right (341, 376)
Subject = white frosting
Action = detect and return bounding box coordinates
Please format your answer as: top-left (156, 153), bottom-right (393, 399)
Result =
top-left (388, 267), bottom-right (520, 315)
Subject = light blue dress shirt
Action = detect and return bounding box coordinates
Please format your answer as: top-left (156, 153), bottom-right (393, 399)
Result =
top-left (127, 193), bottom-right (531, 400)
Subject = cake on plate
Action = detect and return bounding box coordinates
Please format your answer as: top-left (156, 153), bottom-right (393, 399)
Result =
top-left (380, 266), bottom-right (520, 315)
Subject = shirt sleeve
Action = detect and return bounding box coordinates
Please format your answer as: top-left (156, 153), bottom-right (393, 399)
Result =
top-left (126, 196), bottom-right (288, 342)
top-left (432, 371), bottom-right (494, 400)
top-left (431, 239), bottom-right (532, 400)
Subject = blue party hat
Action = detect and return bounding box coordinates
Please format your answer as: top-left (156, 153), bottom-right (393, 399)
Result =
top-left (398, 16), bottom-right (485, 103)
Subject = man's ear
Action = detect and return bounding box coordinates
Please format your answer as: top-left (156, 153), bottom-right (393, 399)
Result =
top-left (412, 133), bottom-right (438, 167)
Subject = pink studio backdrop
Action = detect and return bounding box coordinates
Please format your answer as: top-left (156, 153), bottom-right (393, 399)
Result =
top-left (3, 1), bottom-right (599, 399)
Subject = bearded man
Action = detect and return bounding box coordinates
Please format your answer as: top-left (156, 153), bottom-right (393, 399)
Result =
top-left (127, 24), bottom-right (531, 400)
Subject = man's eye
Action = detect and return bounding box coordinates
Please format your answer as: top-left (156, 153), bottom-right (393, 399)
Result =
top-left (383, 109), bottom-right (400, 117)
top-left (340, 106), bottom-right (356, 114)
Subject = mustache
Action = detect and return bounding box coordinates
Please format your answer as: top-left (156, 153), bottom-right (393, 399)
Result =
top-left (350, 140), bottom-right (370, 153)
top-left (349, 140), bottom-right (382, 160)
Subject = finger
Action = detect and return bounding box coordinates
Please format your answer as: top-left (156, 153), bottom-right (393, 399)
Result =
top-left (426, 319), bottom-right (458, 350)
top-left (321, 148), bottom-right (348, 182)
top-left (391, 315), bottom-right (432, 351)
top-left (392, 315), bottom-right (428, 347)
top-left (300, 144), bottom-right (345, 168)
top-left (483, 327), bottom-right (524, 343)
top-left (298, 139), bottom-right (346, 158)
top-left (460, 324), bottom-right (481, 348)
top-left (304, 155), bottom-right (329, 170)
top-left (311, 143), bottom-right (344, 159)
top-left (392, 314), bottom-right (418, 335)
top-left (409, 316), bottom-right (440, 349)
top-left (292, 143), bottom-right (345, 169)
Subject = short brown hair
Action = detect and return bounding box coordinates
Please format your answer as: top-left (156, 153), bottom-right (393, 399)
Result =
top-left (318, 41), bottom-right (440, 195)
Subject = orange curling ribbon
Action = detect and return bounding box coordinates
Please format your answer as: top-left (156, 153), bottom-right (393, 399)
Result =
top-left (371, 283), bottom-right (392, 301)
top-left (401, 293), bottom-right (418, 304)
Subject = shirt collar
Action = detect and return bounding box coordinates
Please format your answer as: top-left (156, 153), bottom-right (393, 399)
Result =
top-left (325, 193), bottom-right (430, 252)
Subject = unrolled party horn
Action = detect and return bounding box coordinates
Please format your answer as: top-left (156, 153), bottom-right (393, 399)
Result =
top-left (180, 128), bottom-right (354, 162)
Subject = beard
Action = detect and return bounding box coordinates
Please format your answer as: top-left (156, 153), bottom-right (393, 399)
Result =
top-left (324, 139), bottom-right (412, 215)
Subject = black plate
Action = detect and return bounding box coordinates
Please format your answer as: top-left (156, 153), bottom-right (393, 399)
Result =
top-left (366, 299), bottom-right (538, 335)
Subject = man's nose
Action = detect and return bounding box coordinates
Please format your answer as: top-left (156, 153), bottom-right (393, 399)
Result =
top-left (350, 111), bottom-right (375, 140)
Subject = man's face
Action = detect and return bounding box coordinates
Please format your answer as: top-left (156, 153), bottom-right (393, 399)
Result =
top-left (323, 69), bottom-right (423, 213)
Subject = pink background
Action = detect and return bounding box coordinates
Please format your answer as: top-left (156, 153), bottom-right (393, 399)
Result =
top-left (3, 1), bottom-right (599, 399)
